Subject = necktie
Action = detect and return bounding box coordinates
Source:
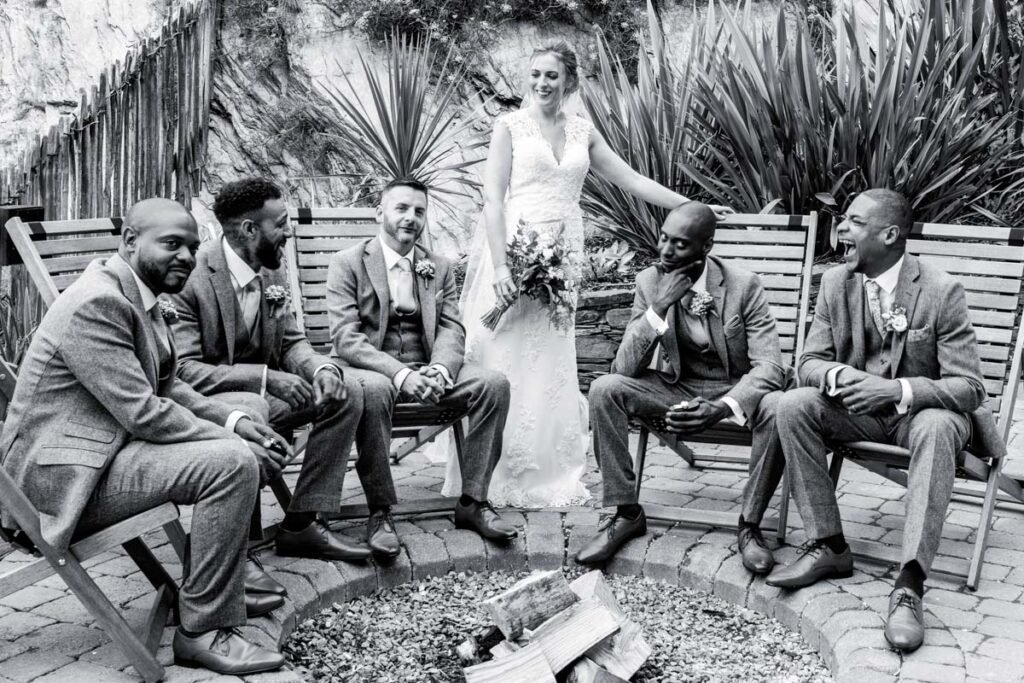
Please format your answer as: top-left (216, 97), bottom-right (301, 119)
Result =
top-left (394, 257), bottom-right (418, 315)
top-left (241, 276), bottom-right (262, 334)
top-left (865, 279), bottom-right (885, 333)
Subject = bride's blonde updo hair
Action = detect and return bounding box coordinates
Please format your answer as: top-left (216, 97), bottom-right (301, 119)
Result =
top-left (530, 42), bottom-right (580, 96)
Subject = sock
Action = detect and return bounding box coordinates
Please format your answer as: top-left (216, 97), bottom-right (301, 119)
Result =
top-left (281, 511), bottom-right (315, 532)
top-left (459, 495), bottom-right (477, 507)
top-left (819, 533), bottom-right (848, 555)
top-left (369, 504), bottom-right (391, 515)
top-left (617, 504), bottom-right (643, 520)
top-left (178, 626), bottom-right (207, 638)
top-left (738, 515), bottom-right (758, 530)
top-left (895, 560), bottom-right (926, 597)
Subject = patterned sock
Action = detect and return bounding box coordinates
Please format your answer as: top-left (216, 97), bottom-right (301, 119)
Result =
top-left (819, 533), bottom-right (848, 554)
top-left (895, 561), bottom-right (926, 597)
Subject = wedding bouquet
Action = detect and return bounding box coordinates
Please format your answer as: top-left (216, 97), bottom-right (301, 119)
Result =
top-left (481, 218), bottom-right (577, 331)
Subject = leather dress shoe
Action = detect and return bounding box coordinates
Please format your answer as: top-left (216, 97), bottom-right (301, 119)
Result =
top-left (766, 541), bottom-right (853, 589)
top-left (454, 500), bottom-right (518, 542)
top-left (884, 587), bottom-right (924, 651)
top-left (367, 508), bottom-right (401, 561)
top-left (738, 526), bottom-right (775, 575)
top-left (173, 627), bottom-right (284, 675)
top-left (276, 518), bottom-right (372, 562)
top-left (575, 510), bottom-right (647, 565)
top-left (245, 551), bottom-right (287, 596)
top-left (246, 592), bottom-right (284, 618)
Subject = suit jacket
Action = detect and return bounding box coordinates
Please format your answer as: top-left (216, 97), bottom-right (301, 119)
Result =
top-left (613, 255), bottom-right (789, 419)
top-left (800, 254), bottom-right (1004, 458)
top-left (326, 237), bottom-right (465, 379)
top-left (0, 254), bottom-right (234, 553)
top-left (169, 241), bottom-right (340, 395)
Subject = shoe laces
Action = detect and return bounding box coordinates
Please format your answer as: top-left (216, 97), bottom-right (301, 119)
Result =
top-left (247, 550), bottom-right (265, 570)
top-left (741, 526), bottom-right (768, 549)
top-left (372, 509), bottom-right (395, 532)
top-left (893, 590), bottom-right (918, 611)
top-left (211, 627), bottom-right (241, 653)
top-left (796, 539), bottom-right (826, 559)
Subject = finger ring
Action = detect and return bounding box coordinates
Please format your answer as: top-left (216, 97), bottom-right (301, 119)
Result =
top-left (263, 439), bottom-right (273, 448)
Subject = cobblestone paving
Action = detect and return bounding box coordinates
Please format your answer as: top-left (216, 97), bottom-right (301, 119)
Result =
top-left (3, 400), bottom-right (1024, 682)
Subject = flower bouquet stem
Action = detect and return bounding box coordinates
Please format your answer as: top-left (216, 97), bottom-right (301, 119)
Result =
top-left (480, 297), bottom-right (518, 331)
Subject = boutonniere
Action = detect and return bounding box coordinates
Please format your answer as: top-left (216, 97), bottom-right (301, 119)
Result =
top-left (415, 259), bottom-right (436, 280)
top-left (157, 299), bottom-right (178, 322)
top-left (883, 305), bottom-right (908, 334)
top-left (688, 291), bottom-right (715, 318)
top-left (264, 284), bottom-right (291, 318)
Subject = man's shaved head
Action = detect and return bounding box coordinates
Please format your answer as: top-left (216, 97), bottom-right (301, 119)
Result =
top-left (121, 198), bottom-right (201, 294)
top-left (657, 201), bottom-right (718, 275)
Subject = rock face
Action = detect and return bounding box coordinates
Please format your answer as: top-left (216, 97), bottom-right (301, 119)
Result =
top-left (0, 0), bottom-right (174, 172)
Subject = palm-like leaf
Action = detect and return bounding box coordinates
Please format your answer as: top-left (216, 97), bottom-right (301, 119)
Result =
top-left (316, 34), bottom-right (487, 215)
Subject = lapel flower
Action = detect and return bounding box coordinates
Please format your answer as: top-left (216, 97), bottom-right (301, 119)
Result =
top-left (157, 299), bottom-right (178, 322)
top-left (264, 284), bottom-right (290, 306)
top-left (883, 305), bottom-right (908, 334)
top-left (687, 291), bottom-right (715, 318)
top-left (415, 259), bottom-right (436, 280)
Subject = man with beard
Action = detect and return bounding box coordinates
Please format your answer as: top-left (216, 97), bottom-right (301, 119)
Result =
top-left (767, 189), bottom-right (999, 652)
top-left (576, 202), bottom-right (790, 569)
top-left (0, 198), bottom-right (287, 674)
top-left (169, 178), bottom-right (383, 569)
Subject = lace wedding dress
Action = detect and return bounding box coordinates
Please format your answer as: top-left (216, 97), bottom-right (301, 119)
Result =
top-left (439, 108), bottom-right (593, 507)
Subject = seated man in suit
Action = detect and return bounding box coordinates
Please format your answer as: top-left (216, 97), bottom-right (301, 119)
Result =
top-left (0, 198), bottom-right (287, 674)
top-left (169, 178), bottom-right (385, 563)
top-left (576, 202), bottom-right (790, 569)
top-left (767, 189), bottom-right (995, 652)
top-left (326, 177), bottom-right (517, 544)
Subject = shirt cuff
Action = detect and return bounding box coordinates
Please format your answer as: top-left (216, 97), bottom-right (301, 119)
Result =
top-left (645, 307), bottom-right (669, 335)
top-left (225, 410), bottom-right (248, 434)
top-left (260, 365), bottom-right (268, 399)
top-left (825, 366), bottom-right (848, 396)
top-left (895, 378), bottom-right (913, 415)
top-left (721, 396), bottom-right (747, 426)
top-left (431, 364), bottom-right (455, 389)
top-left (313, 363), bottom-right (341, 379)
top-left (393, 367), bottom-right (413, 392)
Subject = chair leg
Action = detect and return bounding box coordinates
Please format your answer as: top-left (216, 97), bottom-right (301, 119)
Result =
top-left (162, 519), bottom-right (188, 564)
top-left (967, 458), bottom-right (1003, 590)
top-left (634, 427), bottom-right (650, 500)
top-left (269, 476), bottom-right (294, 511)
top-left (452, 417), bottom-right (467, 460)
top-left (828, 450), bottom-right (845, 487)
top-left (776, 468), bottom-right (791, 543)
top-left (123, 538), bottom-right (180, 602)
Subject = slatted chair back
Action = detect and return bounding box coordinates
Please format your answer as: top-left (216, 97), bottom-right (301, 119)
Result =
top-left (3, 217), bottom-right (124, 308)
top-left (0, 358), bottom-right (186, 683)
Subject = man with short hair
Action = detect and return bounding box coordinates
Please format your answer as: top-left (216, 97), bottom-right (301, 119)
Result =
top-left (169, 178), bottom-right (384, 564)
top-left (576, 202), bottom-right (790, 568)
top-left (0, 198), bottom-right (286, 674)
top-left (767, 189), bottom-right (999, 652)
top-left (326, 178), bottom-right (517, 544)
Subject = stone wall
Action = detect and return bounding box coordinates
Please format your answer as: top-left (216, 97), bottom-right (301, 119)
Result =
top-left (575, 287), bottom-right (633, 393)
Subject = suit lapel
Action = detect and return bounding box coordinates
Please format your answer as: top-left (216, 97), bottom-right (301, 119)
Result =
top-left (207, 244), bottom-right (239, 364)
top-left (890, 255), bottom-right (921, 377)
top-left (845, 273), bottom-right (866, 370)
top-left (665, 304), bottom-right (683, 383)
top-left (706, 259), bottom-right (730, 375)
top-left (257, 273), bottom-right (277, 365)
top-left (416, 246), bottom-right (437, 352)
top-left (364, 238), bottom-right (390, 334)
top-left (108, 254), bottom-right (160, 386)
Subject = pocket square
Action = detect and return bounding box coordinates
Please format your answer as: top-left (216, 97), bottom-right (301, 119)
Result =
top-left (907, 326), bottom-right (932, 342)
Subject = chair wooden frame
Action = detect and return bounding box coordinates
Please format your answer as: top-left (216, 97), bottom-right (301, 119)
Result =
top-left (631, 213), bottom-right (818, 533)
top-left (0, 358), bottom-right (187, 683)
top-left (778, 221), bottom-right (1024, 590)
top-left (285, 206), bottom-right (463, 519)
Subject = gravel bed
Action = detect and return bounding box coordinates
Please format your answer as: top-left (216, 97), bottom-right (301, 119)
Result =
top-left (284, 568), bottom-right (832, 682)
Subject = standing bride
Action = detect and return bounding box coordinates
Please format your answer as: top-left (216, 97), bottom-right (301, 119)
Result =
top-left (441, 42), bottom-right (730, 507)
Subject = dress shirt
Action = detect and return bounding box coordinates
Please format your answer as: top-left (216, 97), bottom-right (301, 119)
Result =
top-left (824, 255), bottom-right (913, 414)
top-left (379, 236), bottom-right (454, 392)
top-left (125, 258), bottom-right (248, 432)
top-left (644, 266), bottom-right (746, 426)
top-left (222, 239), bottom-right (339, 396)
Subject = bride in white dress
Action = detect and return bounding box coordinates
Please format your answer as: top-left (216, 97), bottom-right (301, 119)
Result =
top-left (441, 42), bottom-right (730, 507)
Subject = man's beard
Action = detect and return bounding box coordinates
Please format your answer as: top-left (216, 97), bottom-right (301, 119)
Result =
top-left (138, 257), bottom-right (186, 294)
top-left (257, 238), bottom-right (283, 269)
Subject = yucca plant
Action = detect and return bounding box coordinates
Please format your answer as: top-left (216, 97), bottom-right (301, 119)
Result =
top-left (316, 34), bottom-right (486, 216)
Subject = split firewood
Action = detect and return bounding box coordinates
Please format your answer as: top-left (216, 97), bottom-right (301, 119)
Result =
top-left (585, 618), bottom-right (652, 679)
top-left (566, 656), bottom-right (630, 683)
top-left (489, 640), bottom-right (520, 659)
top-left (482, 570), bottom-right (579, 639)
top-left (527, 598), bottom-right (620, 673)
top-left (463, 641), bottom-right (556, 683)
top-left (569, 570), bottom-right (626, 623)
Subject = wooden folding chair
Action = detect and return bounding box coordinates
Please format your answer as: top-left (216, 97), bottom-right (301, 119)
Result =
top-left (0, 358), bottom-right (187, 683)
top-left (285, 206), bottom-right (463, 519)
top-left (631, 213), bottom-right (818, 534)
top-left (775, 221), bottom-right (1024, 590)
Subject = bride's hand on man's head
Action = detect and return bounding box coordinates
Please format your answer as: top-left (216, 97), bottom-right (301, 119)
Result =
top-left (709, 205), bottom-right (735, 220)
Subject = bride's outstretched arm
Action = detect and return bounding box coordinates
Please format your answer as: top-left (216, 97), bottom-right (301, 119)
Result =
top-left (482, 120), bottom-right (517, 306)
top-left (588, 128), bottom-right (733, 217)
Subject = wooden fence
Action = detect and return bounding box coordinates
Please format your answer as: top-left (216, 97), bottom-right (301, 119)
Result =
top-left (0, 0), bottom-right (219, 219)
